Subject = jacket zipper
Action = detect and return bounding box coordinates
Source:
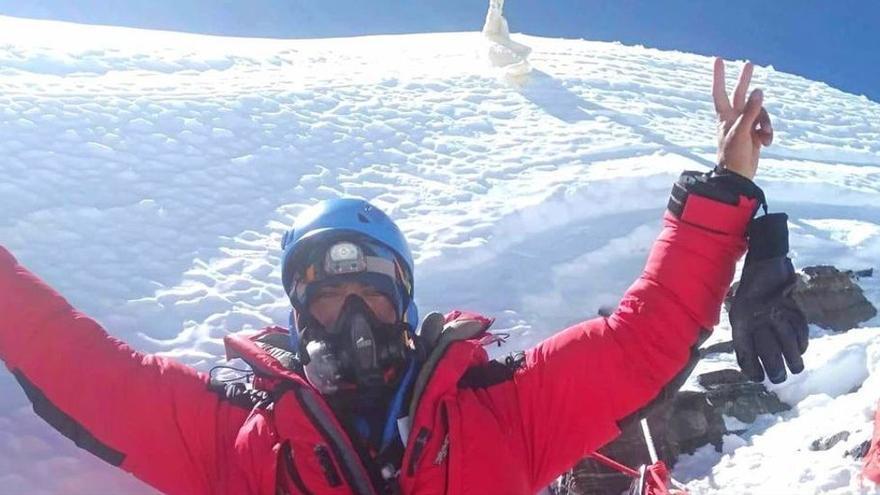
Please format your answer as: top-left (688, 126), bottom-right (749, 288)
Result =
top-left (293, 386), bottom-right (377, 495)
top-left (281, 440), bottom-right (313, 495)
top-left (406, 427), bottom-right (431, 477)
top-left (441, 403), bottom-right (451, 491)
top-left (314, 444), bottom-right (343, 487)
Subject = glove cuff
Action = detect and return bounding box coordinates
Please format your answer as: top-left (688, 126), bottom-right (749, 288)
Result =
top-left (745, 213), bottom-right (790, 266)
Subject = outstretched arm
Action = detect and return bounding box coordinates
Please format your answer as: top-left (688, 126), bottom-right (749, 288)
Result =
top-left (0, 247), bottom-right (248, 495)
top-left (510, 59), bottom-right (779, 490)
top-left (515, 169), bottom-right (762, 489)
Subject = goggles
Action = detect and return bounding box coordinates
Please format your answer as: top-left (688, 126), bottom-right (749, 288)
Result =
top-left (289, 238), bottom-right (412, 315)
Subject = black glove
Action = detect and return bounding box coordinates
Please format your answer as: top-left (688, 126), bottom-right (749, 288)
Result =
top-left (730, 213), bottom-right (809, 384)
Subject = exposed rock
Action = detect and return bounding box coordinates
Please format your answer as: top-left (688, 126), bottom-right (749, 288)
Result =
top-left (792, 266), bottom-right (877, 332)
top-left (700, 340), bottom-right (734, 356)
top-left (697, 369), bottom-right (746, 388)
top-left (563, 369), bottom-right (788, 494)
top-left (565, 400), bottom-right (680, 495)
top-left (846, 268), bottom-right (874, 279)
top-left (810, 431), bottom-right (850, 451)
top-left (846, 440), bottom-right (872, 459)
top-left (699, 369), bottom-right (790, 424)
top-left (562, 460), bottom-right (639, 495)
top-left (565, 391), bottom-right (726, 494)
top-left (666, 391), bottom-right (726, 454)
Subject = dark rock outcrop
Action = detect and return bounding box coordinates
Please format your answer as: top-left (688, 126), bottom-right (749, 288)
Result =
top-left (810, 431), bottom-right (850, 451)
top-left (792, 266), bottom-right (877, 332)
top-left (699, 340), bottom-right (734, 357)
top-left (564, 369), bottom-right (787, 494)
top-left (846, 440), bottom-right (872, 459)
top-left (699, 369), bottom-right (789, 424)
top-left (564, 400), bottom-right (682, 495)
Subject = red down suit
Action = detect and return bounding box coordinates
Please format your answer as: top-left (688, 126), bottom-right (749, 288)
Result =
top-left (0, 172), bottom-right (761, 494)
top-left (863, 401), bottom-right (880, 484)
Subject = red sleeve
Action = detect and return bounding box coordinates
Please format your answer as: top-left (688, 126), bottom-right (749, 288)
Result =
top-left (511, 191), bottom-right (757, 490)
top-left (864, 400), bottom-right (880, 484)
top-left (0, 247), bottom-right (243, 495)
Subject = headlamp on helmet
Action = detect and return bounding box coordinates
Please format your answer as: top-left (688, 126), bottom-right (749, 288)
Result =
top-left (325, 242), bottom-right (366, 276)
top-left (290, 239), bottom-right (404, 317)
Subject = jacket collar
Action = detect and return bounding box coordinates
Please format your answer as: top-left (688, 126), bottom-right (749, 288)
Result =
top-left (222, 310), bottom-right (496, 410)
top-left (223, 326), bottom-right (312, 388)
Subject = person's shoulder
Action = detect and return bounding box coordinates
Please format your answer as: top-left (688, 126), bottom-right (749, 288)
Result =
top-left (223, 326), bottom-right (301, 376)
top-left (442, 310), bottom-right (495, 335)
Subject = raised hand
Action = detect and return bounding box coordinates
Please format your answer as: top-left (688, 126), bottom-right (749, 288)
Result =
top-left (712, 58), bottom-right (773, 180)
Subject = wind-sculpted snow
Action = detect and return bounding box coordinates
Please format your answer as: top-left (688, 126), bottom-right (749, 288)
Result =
top-left (0, 15), bottom-right (879, 495)
top-left (679, 326), bottom-right (880, 494)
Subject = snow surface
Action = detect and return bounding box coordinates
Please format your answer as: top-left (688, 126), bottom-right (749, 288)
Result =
top-left (1, 14), bottom-right (879, 495)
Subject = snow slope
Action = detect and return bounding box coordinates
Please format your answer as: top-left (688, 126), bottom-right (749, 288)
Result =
top-left (1, 14), bottom-right (879, 495)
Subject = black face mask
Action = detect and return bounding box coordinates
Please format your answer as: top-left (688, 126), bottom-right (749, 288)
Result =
top-left (301, 296), bottom-right (409, 396)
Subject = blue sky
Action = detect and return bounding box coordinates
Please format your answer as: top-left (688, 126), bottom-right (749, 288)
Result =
top-left (1, 1), bottom-right (877, 103)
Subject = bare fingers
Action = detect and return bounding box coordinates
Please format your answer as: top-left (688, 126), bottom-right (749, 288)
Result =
top-left (733, 62), bottom-right (754, 112)
top-left (712, 57), bottom-right (732, 116)
top-left (741, 88), bottom-right (764, 128)
top-left (755, 107), bottom-right (773, 147)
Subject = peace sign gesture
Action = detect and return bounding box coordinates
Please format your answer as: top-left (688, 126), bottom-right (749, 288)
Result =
top-left (712, 58), bottom-right (773, 180)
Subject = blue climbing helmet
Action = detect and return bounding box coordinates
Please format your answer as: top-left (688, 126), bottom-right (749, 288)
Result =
top-left (281, 198), bottom-right (417, 337)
